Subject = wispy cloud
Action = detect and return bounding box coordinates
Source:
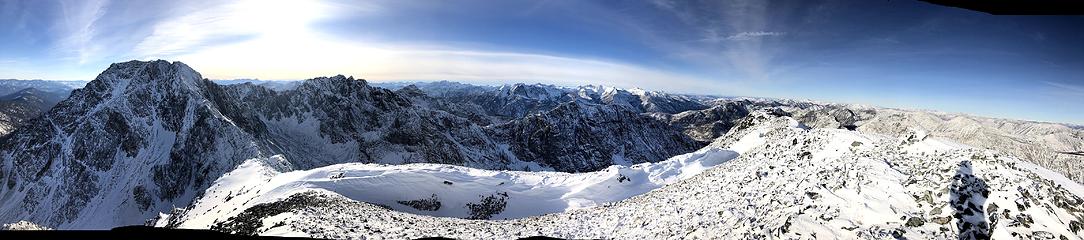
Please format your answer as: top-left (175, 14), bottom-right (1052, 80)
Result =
top-left (54, 0), bottom-right (109, 64)
top-left (174, 32), bottom-right (723, 94)
top-left (7, 0), bottom-right (725, 94)
top-left (114, 0), bottom-right (724, 94)
top-left (1041, 80), bottom-right (1084, 97)
top-left (725, 31), bottom-right (786, 41)
top-left (133, 0), bottom-right (378, 58)
top-left (698, 30), bottom-right (786, 43)
top-left (641, 0), bottom-right (791, 81)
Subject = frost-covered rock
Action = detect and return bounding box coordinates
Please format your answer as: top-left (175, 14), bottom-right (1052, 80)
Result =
top-left (2, 220), bottom-right (51, 230)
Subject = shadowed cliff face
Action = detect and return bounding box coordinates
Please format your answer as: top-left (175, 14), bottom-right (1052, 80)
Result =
top-left (667, 102), bottom-right (751, 143)
top-left (487, 101), bottom-right (702, 172)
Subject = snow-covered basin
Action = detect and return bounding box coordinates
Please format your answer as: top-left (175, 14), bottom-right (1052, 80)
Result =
top-left (179, 136), bottom-right (751, 227)
top-left (193, 148), bottom-right (737, 222)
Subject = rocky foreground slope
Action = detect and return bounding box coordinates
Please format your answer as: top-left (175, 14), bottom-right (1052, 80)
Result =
top-left (161, 114), bottom-right (1084, 239)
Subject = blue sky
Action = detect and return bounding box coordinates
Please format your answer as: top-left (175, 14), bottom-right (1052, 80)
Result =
top-left (0, 0), bottom-right (1082, 124)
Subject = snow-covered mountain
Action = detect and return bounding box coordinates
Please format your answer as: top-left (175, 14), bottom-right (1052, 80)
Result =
top-left (402, 81), bottom-right (711, 122)
top-left (0, 88), bottom-right (72, 135)
top-left (0, 60), bottom-right (267, 228)
top-left (159, 113), bottom-right (1084, 239)
top-left (663, 101), bottom-right (751, 142)
top-left (0, 60), bottom-right (705, 228)
top-left (487, 101), bottom-right (702, 172)
top-left (0, 81), bottom-right (83, 136)
top-left (0, 79), bottom-right (87, 96)
top-left (214, 79), bottom-right (302, 91)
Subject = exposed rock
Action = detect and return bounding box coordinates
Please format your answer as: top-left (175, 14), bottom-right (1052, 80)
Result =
top-left (397, 194), bottom-right (442, 211)
top-left (906, 217), bottom-right (925, 227)
top-left (466, 193), bottom-right (508, 220)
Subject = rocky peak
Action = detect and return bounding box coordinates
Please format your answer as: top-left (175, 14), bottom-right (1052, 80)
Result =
top-left (293, 75), bottom-right (379, 99)
top-left (302, 74), bottom-right (364, 86)
top-left (574, 85), bottom-right (602, 100)
top-left (498, 83), bottom-right (566, 100)
top-left (94, 60), bottom-right (204, 90)
top-left (395, 85), bottom-right (427, 98)
top-left (60, 60), bottom-right (209, 118)
top-left (598, 88), bottom-right (642, 112)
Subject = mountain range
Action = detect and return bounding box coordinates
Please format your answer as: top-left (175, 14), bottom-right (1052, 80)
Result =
top-left (0, 60), bottom-right (1081, 239)
top-left (0, 80), bottom-right (85, 135)
top-left (0, 60), bottom-right (711, 228)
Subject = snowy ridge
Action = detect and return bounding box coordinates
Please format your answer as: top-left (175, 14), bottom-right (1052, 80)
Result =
top-left (404, 81), bottom-right (710, 120)
top-left (178, 115), bottom-right (1084, 239)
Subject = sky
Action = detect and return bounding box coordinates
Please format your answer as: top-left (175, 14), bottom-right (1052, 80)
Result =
top-left (0, 0), bottom-right (1082, 124)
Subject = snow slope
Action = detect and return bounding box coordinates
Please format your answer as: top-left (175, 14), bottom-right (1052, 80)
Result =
top-left (171, 115), bottom-right (1084, 239)
top-left (167, 141), bottom-right (740, 227)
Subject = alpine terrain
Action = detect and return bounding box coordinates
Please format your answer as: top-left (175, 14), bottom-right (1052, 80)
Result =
top-left (0, 61), bottom-right (1081, 240)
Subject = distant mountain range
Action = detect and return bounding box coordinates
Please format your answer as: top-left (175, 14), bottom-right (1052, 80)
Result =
top-left (0, 80), bottom-right (87, 95)
top-left (0, 80), bottom-right (86, 135)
